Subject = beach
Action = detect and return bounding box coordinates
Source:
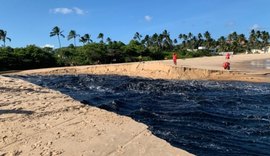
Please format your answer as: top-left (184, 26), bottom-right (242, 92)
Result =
top-left (1, 53), bottom-right (269, 155)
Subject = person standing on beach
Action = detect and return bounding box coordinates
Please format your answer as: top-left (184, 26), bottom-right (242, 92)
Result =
top-left (223, 52), bottom-right (231, 70)
top-left (173, 53), bottom-right (177, 65)
top-left (223, 61), bottom-right (230, 70)
top-left (225, 52), bottom-right (230, 60)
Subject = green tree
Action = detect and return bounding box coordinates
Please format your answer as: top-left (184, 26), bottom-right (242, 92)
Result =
top-left (50, 26), bottom-right (65, 48)
top-left (68, 30), bottom-right (80, 46)
top-left (133, 32), bottom-right (142, 41)
top-left (97, 33), bottom-right (104, 43)
top-left (248, 29), bottom-right (257, 49)
top-left (261, 31), bottom-right (270, 48)
top-left (0, 29), bottom-right (11, 47)
top-left (79, 34), bottom-right (92, 45)
top-left (106, 37), bottom-right (112, 44)
top-left (161, 30), bottom-right (173, 50)
top-left (142, 35), bottom-right (151, 47)
top-left (217, 36), bottom-right (227, 52)
top-left (203, 31), bottom-right (212, 48)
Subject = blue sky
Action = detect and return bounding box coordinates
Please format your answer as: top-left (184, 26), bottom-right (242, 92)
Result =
top-left (0, 0), bottom-right (269, 48)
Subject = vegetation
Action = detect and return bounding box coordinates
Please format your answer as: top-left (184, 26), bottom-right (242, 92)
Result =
top-left (0, 29), bottom-right (11, 47)
top-left (67, 30), bottom-right (80, 46)
top-left (49, 26), bottom-right (65, 48)
top-left (0, 26), bottom-right (270, 71)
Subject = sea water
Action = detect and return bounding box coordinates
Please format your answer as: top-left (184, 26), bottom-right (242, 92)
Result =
top-left (12, 75), bottom-right (270, 156)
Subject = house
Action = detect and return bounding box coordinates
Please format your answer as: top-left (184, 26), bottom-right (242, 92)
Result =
top-left (219, 52), bottom-right (234, 56)
top-left (198, 46), bottom-right (206, 50)
top-left (262, 46), bottom-right (270, 53)
top-left (250, 49), bottom-right (264, 54)
top-left (250, 46), bottom-right (270, 54)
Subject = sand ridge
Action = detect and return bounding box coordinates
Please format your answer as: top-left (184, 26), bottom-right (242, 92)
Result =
top-left (9, 53), bottom-right (270, 83)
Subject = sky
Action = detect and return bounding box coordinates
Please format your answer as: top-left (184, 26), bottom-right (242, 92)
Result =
top-left (0, 0), bottom-right (269, 48)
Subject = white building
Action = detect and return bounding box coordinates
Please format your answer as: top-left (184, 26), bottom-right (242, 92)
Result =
top-left (262, 46), bottom-right (270, 53)
top-left (250, 46), bottom-right (270, 54)
top-left (198, 46), bottom-right (206, 50)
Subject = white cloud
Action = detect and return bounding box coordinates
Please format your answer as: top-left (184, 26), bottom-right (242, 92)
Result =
top-left (250, 24), bottom-right (261, 31)
top-left (144, 15), bottom-right (152, 22)
top-left (50, 7), bottom-right (86, 15)
top-left (73, 7), bottom-right (85, 15)
top-left (51, 8), bottom-right (73, 14)
top-left (42, 44), bottom-right (55, 48)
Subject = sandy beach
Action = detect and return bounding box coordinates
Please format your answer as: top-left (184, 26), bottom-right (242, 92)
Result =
top-left (1, 53), bottom-right (269, 156)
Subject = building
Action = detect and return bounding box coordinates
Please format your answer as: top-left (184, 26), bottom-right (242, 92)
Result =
top-left (250, 46), bottom-right (270, 54)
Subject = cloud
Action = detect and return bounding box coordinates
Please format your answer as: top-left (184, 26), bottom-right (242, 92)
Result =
top-left (51, 8), bottom-right (73, 14)
top-left (250, 24), bottom-right (261, 31)
top-left (73, 7), bottom-right (85, 15)
top-left (42, 44), bottom-right (55, 48)
top-left (144, 15), bottom-right (152, 22)
top-left (50, 7), bottom-right (86, 15)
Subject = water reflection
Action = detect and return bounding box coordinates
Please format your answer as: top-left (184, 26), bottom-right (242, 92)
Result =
top-left (250, 59), bottom-right (270, 69)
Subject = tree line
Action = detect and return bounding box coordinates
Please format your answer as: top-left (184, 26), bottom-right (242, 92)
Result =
top-left (0, 27), bottom-right (269, 71)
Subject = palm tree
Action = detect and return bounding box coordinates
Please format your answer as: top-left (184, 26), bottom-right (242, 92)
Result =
top-left (173, 39), bottom-right (178, 45)
top-left (238, 34), bottom-right (246, 45)
top-left (249, 29), bottom-right (257, 49)
top-left (217, 36), bottom-right (227, 52)
top-left (79, 34), bottom-right (92, 45)
top-left (190, 36), bottom-right (197, 49)
top-left (197, 33), bottom-right (203, 47)
top-left (67, 30), bottom-right (80, 46)
top-left (143, 35), bottom-right (151, 47)
top-left (0, 29), bottom-right (11, 47)
top-left (133, 32), bottom-right (142, 41)
top-left (106, 37), bottom-right (112, 44)
top-left (261, 31), bottom-right (270, 48)
top-left (178, 33), bottom-right (188, 48)
top-left (182, 34), bottom-right (188, 42)
top-left (161, 30), bottom-right (173, 50)
top-left (79, 36), bottom-right (87, 45)
top-left (97, 33), bottom-right (104, 43)
top-left (151, 33), bottom-right (160, 48)
top-left (188, 32), bottom-right (193, 39)
top-left (203, 31), bottom-right (212, 48)
top-left (198, 33), bottom-right (203, 40)
top-left (50, 26), bottom-right (65, 48)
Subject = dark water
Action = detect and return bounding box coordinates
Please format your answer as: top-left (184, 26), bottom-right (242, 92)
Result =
top-left (11, 75), bottom-right (270, 156)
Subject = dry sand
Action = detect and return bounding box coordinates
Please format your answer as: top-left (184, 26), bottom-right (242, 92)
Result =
top-left (1, 53), bottom-right (269, 156)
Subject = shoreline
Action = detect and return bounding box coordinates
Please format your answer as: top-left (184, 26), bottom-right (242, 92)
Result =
top-left (5, 53), bottom-right (270, 83)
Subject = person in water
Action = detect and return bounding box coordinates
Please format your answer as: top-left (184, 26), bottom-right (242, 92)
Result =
top-left (173, 53), bottom-right (177, 65)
